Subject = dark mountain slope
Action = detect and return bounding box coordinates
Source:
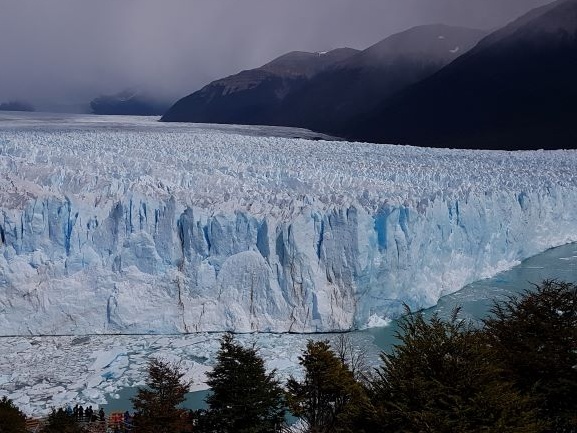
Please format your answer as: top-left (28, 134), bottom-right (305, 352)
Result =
top-left (161, 48), bottom-right (358, 124)
top-left (346, 0), bottom-right (577, 149)
top-left (90, 89), bottom-right (171, 116)
top-left (0, 101), bottom-right (35, 112)
top-left (273, 24), bottom-right (487, 133)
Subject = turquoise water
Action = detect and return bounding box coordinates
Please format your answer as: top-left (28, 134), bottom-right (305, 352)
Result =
top-left (102, 243), bottom-right (577, 414)
top-left (101, 387), bottom-right (210, 414)
top-left (366, 242), bottom-right (577, 352)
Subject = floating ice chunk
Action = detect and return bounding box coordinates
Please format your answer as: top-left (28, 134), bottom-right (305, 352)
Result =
top-left (0, 332), bottom-right (381, 417)
top-left (365, 314), bottom-right (392, 329)
top-left (90, 349), bottom-right (126, 372)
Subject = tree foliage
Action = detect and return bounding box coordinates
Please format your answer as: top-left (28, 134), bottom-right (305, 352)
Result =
top-left (370, 308), bottom-right (542, 433)
top-left (484, 280), bottom-right (577, 432)
top-left (332, 334), bottom-right (370, 383)
top-left (286, 340), bottom-right (369, 433)
top-left (197, 333), bottom-right (286, 433)
top-left (131, 358), bottom-right (192, 433)
top-left (0, 396), bottom-right (27, 433)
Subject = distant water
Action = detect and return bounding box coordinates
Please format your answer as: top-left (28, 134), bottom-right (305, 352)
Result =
top-left (102, 242), bottom-right (577, 414)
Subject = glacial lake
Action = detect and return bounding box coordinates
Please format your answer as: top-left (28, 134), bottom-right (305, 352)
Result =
top-left (101, 242), bottom-right (577, 414)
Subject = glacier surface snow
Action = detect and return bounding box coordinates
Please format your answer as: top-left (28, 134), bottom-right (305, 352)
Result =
top-left (1, 113), bottom-right (577, 334)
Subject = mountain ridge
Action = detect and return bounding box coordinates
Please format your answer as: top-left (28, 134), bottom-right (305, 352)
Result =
top-left (90, 89), bottom-right (172, 116)
top-left (161, 25), bottom-right (486, 128)
top-left (161, 48), bottom-right (359, 124)
top-left (270, 24), bottom-right (486, 133)
top-left (344, 0), bottom-right (577, 149)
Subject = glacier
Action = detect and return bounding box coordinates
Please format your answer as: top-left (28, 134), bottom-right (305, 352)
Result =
top-left (1, 112), bottom-right (577, 334)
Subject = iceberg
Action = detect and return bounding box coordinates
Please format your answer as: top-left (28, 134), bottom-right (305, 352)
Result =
top-left (1, 114), bottom-right (577, 334)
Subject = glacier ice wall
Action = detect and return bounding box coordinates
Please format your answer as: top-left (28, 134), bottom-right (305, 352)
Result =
top-left (1, 115), bottom-right (577, 334)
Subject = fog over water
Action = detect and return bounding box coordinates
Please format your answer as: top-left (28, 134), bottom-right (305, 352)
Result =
top-left (0, 0), bottom-right (551, 111)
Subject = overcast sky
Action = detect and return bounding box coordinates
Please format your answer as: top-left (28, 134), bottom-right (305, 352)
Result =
top-left (0, 0), bottom-right (552, 110)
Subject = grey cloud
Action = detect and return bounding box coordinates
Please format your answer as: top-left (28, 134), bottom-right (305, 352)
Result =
top-left (0, 0), bottom-right (552, 111)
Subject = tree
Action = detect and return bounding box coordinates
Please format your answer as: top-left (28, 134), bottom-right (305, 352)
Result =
top-left (370, 308), bottom-right (541, 433)
top-left (484, 280), bottom-right (577, 432)
top-left (41, 408), bottom-right (86, 433)
top-left (332, 334), bottom-right (370, 383)
top-left (131, 358), bottom-right (192, 433)
top-left (198, 333), bottom-right (286, 433)
top-left (286, 340), bottom-right (369, 433)
top-left (0, 396), bottom-right (27, 433)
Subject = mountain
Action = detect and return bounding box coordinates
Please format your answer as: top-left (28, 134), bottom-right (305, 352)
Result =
top-left (346, 0), bottom-right (577, 149)
top-left (161, 26), bottom-right (486, 129)
top-left (90, 89), bottom-right (171, 116)
top-left (273, 24), bottom-right (486, 133)
top-left (0, 100), bottom-right (35, 112)
top-left (161, 48), bottom-right (358, 123)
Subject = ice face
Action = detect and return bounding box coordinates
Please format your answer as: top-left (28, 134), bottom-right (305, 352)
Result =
top-left (1, 114), bottom-right (577, 334)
